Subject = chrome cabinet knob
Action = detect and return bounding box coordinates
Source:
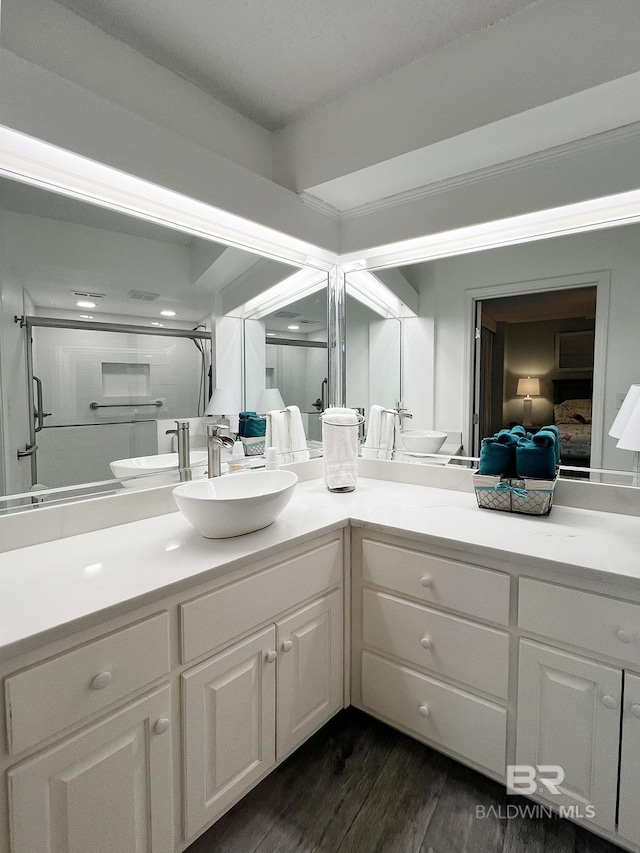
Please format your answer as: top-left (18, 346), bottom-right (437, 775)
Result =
top-left (90, 671), bottom-right (112, 691)
top-left (420, 636), bottom-right (432, 650)
top-left (418, 704), bottom-right (430, 718)
top-left (420, 576), bottom-right (432, 589)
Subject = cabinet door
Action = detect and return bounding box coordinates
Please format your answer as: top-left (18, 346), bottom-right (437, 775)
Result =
top-left (516, 640), bottom-right (621, 834)
top-left (277, 589), bottom-right (343, 759)
top-left (8, 686), bottom-right (173, 853)
top-left (182, 626), bottom-right (276, 841)
top-left (618, 672), bottom-right (640, 845)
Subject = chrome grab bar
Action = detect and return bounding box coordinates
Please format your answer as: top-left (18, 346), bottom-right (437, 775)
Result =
top-left (33, 375), bottom-right (51, 432)
top-left (90, 400), bottom-right (163, 409)
top-left (17, 443), bottom-right (38, 459)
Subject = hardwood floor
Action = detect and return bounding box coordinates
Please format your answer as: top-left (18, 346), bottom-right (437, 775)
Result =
top-left (185, 708), bottom-right (622, 853)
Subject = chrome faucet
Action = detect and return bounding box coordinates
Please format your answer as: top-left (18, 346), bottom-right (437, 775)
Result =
top-left (166, 420), bottom-right (192, 482)
top-left (381, 402), bottom-right (413, 431)
top-left (206, 423), bottom-right (234, 478)
top-left (396, 401), bottom-right (413, 430)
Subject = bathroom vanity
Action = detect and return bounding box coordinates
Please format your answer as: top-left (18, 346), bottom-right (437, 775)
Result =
top-left (1, 464), bottom-right (640, 852)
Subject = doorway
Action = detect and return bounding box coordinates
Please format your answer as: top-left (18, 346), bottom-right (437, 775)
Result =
top-left (471, 285), bottom-right (598, 465)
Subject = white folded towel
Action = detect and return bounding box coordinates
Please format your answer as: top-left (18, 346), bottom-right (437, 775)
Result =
top-left (322, 407), bottom-right (359, 491)
top-left (286, 405), bottom-right (311, 463)
top-left (265, 406), bottom-right (310, 464)
top-left (361, 405), bottom-right (397, 460)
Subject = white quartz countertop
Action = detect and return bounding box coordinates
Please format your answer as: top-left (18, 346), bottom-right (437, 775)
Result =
top-left (2, 475), bottom-right (640, 661)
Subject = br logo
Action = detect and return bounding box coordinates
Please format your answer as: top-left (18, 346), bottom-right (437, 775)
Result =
top-left (506, 765), bottom-right (565, 795)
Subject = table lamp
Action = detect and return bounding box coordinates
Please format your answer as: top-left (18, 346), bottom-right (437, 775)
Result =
top-left (516, 376), bottom-right (540, 424)
top-left (609, 384), bottom-right (640, 486)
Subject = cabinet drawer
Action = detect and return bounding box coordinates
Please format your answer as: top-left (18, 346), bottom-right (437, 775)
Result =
top-left (361, 651), bottom-right (506, 776)
top-left (361, 539), bottom-right (510, 625)
top-left (180, 537), bottom-right (342, 663)
top-left (362, 589), bottom-right (509, 699)
top-left (519, 578), bottom-right (640, 666)
top-left (5, 613), bottom-right (170, 755)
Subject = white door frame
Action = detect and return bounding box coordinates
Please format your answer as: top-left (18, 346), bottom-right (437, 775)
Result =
top-left (463, 270), bottom-right (610, 467)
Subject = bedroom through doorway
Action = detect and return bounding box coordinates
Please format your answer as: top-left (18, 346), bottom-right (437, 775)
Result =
top-left (472, 287), bottom-right (597, 468)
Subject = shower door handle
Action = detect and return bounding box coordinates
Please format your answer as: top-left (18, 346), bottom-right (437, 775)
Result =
top-left (33, 376), bottom-right (51, 433)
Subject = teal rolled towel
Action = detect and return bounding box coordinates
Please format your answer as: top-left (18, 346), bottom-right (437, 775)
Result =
top-left (511, 425), bottom-right (527, 439)
top-left (533, 428), bottom-right (561, 465)
top-left (479, 436), bottom-right (515, 476)
top-left (495, 429), bottom-right (518, 446)
top-left (516, 437), bottom-right (556, 479)
top-left (540, 424), bottom-right (561, 464)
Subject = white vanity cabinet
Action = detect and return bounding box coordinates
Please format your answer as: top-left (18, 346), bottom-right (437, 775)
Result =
top-left (0, 530), bottom-right (345, 853)
top-left (8, 686), bottom-right (174, 853)
top-left (2, 613), bottom-right (173, 853)
top-left (518, 577), bottom-right (640, 848)
top-left (180, 535), bottom-right (344, 842)
top-left (351, 531), bottom-right (511, 778)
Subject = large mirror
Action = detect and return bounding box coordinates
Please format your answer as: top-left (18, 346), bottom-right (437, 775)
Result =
top-left (379, 220), bottom-right (640, 482)
top-left (0, 174), bottom-right (313, 505)
top-left (241, 283), bottom-right (328, 454)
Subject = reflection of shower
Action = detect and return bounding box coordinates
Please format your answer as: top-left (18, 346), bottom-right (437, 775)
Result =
top-left (192, 325), bottom-right (210, 416)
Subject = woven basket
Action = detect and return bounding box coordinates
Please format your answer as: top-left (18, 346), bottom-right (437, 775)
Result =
top-left (473, 473), bottom-right (556, 516)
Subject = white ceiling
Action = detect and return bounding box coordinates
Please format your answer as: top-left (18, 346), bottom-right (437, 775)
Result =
top-left (54, 0), bottom-right (540, 130)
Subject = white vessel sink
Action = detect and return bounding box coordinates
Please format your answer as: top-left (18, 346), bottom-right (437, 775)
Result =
top-left (173, 470), bottom-right (298, 538)
top-left (110, 451), bottom-right (208, 489)
top-left (400, 430), bottom-right (448, 455)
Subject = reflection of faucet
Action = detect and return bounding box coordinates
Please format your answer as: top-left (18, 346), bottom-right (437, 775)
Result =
top-left (382, 403), bottom-right (413, 432)
top-left (311, 398), bottom-right (323, 411)
top-left (166, 420), bottom-right (192, 482)
top-left (206, 424), bottom-right (235, 478)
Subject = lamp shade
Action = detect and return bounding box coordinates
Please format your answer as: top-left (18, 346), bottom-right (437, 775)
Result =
top-left (204, 388), bottom-right (239, 416)
top-left (609, 384), bottom-right (640, 439)
top-left (516, 377), bottom-right (540, 398)
top-left (256, 388), bottom-right (285, 413)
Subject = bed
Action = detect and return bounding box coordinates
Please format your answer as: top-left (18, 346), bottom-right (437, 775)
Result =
top-left (552, 378), bottom-right (593, 463)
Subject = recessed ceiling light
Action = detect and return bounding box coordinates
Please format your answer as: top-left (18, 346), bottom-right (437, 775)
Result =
top-left (79, 314), bottom-right (93, 320)
top-left (287, 324), bottom-right (300, 330)
top-left (77, 300), bottom-right (96, 309)
top-left (151, 322), bottom-right (164, 327)
top-left (160, 309), bottom-right (176, 317)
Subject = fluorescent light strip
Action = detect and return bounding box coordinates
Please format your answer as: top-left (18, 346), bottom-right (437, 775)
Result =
top-left (0, 126), bottom-right (337, 272)
top-left (346, 271), bottom-right (412, 319)
top-left (239, 269), bottom-right (327, 319)
top-left (340, 187), bottom-right (640, 272)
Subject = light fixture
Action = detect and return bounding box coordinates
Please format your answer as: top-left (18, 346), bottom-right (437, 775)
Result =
top-left (287, 324), bottom-right (300, 330)
top-left (516, 376), bottom-right (540, 424)
top-left (77, 300), bottom-right (96, 309)
top-left (256, 388), bottom-right (285, 414)
top-left (204, 388), bottom-right (239, 429)
top-left (160, 309), bottom-right (176, 317)
top-left (609, 384), bottom-right (640, 485)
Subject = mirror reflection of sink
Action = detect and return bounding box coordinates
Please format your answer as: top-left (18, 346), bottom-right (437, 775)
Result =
top-left (173, 470), bottom-right (298, 538)
top-left (400, 430), bottom-right (448, 456)
top-left (110, 451), bottom-right (208, 489)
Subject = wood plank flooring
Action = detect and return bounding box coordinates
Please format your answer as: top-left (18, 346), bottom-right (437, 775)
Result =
top-left (185, 708), bottom-right (623, 853)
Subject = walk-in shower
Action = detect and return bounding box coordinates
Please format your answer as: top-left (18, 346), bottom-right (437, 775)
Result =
top-left (18, 316), bottom-right (212, 491)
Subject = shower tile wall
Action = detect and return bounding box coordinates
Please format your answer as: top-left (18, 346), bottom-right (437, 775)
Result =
top-left (32, 327), bottom-right (208, 488)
